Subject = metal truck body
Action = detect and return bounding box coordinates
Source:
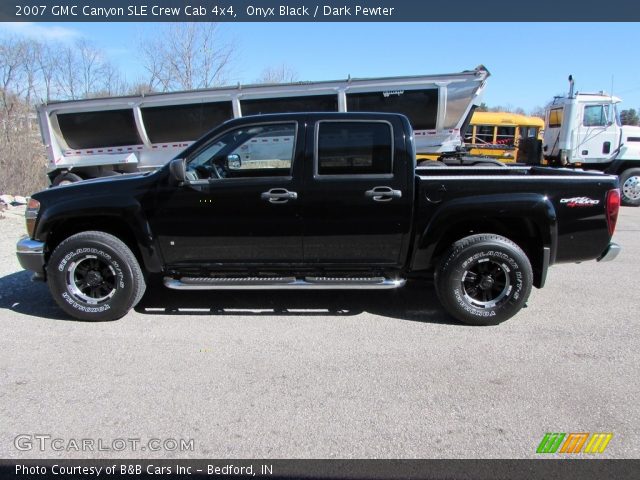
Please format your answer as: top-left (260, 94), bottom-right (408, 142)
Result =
top-left (37, 66), bottom-right (490, 185)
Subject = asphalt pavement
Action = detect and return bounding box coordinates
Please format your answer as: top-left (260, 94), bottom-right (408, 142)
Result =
top-left (0, 205), bottom-right (638, 459)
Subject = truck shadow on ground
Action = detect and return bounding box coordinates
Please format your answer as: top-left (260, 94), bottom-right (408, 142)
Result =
top-left (0, 270), bottom-right (69, 320)
top-left (0, 271), bottom-right (459, 325)
top-left (135, 276), bottom-right (459, 325)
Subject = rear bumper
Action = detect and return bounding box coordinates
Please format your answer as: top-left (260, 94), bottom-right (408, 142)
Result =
top-left (597, 242), bottom-right (621, 262)
top-left (16, 236), bottom-right (45, 276)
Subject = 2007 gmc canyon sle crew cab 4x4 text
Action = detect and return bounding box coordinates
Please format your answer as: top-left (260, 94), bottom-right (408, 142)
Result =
top-left (17, 113), bottom-right (621, 325)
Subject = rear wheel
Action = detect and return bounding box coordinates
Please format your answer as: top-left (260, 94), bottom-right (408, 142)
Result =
top-left (620, 168), bottom-right (640, 206)
top-left (47, 231), bottom-right (145, 321)
top-left (435, 234), bottom-right (533, 325)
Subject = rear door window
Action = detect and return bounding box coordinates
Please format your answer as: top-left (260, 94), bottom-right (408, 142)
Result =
top-left (315, 121), bottom-right (393, 176)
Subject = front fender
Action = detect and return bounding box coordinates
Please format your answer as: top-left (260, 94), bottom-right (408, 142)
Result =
top-left (34, 195), bottom-right (162, 273)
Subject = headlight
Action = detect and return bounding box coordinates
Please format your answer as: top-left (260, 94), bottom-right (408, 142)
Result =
top-left (25, 198), bottom-right (40, 237)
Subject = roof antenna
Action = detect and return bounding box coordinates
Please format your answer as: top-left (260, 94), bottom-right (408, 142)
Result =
top-left (610, 74), bottom-right (614, 100)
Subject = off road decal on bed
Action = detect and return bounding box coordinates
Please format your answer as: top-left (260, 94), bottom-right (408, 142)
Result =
top-left (560, 197), bottom-right (600, 207)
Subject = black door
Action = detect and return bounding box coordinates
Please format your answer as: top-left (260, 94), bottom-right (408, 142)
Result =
top-left (302, 119), bottom-right (412, 266)
top-left (150, 121), bottom-right (304, 267)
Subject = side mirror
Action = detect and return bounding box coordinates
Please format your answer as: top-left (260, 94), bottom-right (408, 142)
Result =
top-left (226, 154), bottom-right (242, 170)
top-left (169, 158), bottom-right (186, 184)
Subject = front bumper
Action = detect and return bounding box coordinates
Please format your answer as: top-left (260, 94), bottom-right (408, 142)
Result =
top-left (16, 235), bottom-right (45, 276)
top-left (597, 242), bottom-right (621, 262)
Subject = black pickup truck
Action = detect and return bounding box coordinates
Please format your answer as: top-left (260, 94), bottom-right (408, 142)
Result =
top-left (17, 113), bottom-right (621, 325)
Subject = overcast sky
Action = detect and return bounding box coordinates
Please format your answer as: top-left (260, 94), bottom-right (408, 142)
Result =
top-left (2, 21), bottom-right (639, 113)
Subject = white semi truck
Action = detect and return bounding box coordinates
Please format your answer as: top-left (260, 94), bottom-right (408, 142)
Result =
top-left (36, 66), bottom-right (491, 185)
top-left (543, 76), bottom-right (640, 206)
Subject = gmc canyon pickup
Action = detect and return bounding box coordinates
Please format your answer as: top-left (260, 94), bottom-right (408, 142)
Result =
top-left (17, 113), bottom-right (621, 325)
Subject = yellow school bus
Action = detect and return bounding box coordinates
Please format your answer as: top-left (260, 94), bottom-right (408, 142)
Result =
top-left (465, 111), bottom-right (544, 163)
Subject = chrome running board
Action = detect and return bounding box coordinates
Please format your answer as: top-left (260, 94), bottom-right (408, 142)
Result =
top-left (164, 276), bottom-right (406, 290)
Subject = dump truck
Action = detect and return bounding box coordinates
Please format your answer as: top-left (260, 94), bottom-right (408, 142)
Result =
top-left (36, 66), bottom-right (491, 185)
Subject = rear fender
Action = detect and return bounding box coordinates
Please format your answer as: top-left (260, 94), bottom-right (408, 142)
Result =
top-left (412, 193), bottom-right (558, 287)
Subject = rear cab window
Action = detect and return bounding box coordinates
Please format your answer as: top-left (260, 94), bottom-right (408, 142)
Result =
top-left (314, 121), bottom-right (393, 177)
top-left (548, 108), bottom-right (563, 128)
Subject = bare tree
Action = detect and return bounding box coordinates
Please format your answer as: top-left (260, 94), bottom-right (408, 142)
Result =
top-left (0, 38), bottom-right (47, 194)
top-left (140, 23), bottom-right (235, 91)
top-left (256, 64), bottom-right (299, 84)
top-left (34, 42), bottom-right (60, 103)
top-left (76, 39), bottom-right (105, 98)
top-left (529, 95), bottom-right (564, 119)
top-left (94, 62), bottom-right (129, 97)
top-left (529, 106), bottom-right (546, 119)
top-left (0, 37), bottom-right (28, 120)
top-left (56, 45), bottom-right (80, 99)
top-left (0, 36), bottom-right (132, 194)
top-left (55, 39), bottom-right (115, 99)
top-left (21, 41), bottom-right (40, 107)
top-left (488, 104), bottom-right (526, 115)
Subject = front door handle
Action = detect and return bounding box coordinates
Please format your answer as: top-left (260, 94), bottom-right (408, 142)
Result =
top-left (365, 186), bottom-right (402, 202)
top-left (261, 188), bottom-right (298, 204)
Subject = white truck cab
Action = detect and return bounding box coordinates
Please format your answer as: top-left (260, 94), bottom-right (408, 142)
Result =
top-left (543, 76), bottom-right (640, 205)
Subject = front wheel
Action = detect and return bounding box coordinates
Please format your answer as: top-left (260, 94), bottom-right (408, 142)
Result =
top-left (620, 168), bottom-right (640, 206)
top-left (47, 231), bottom-right (146, 321)
top-left (435, 234), bottom-right (533, 326)
top-left (51, 172), bottom-right (83, 186)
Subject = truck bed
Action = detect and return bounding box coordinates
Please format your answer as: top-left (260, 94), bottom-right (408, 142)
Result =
top-left (414, 165), bottom-right (618, 267)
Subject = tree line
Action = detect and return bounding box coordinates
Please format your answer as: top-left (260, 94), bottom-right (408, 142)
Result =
top-left (0, 24), bottom-right (296, 195)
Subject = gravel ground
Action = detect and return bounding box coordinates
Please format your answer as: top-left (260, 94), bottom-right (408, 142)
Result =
top-left (0, 204), bottom-right (638, 459)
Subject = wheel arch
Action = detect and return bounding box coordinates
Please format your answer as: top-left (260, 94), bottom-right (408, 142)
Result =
top-left (604, 159), bottom-right (640, 176)
top-left (412, 193), bottom-right (557, 288)
top-left (39, 210), bottom-right (163, 275)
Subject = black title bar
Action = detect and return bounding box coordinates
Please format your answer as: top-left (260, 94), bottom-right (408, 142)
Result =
top-left (1, 0), bottom-right (640, 22)
top-left (2, 459), bottom-right (640, 480)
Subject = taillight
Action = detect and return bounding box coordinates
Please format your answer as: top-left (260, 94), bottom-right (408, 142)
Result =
top-left (606, 189), bottom-right (620, 237)
top-left (25, 198), bottom-right (40, 237)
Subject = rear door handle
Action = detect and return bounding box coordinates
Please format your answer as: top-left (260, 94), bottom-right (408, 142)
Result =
top-left (365, 186), bottom-right (402, 202)
top-left (261, 188), bottom-right (298, 204)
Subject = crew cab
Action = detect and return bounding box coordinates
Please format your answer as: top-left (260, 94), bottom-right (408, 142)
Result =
top-left (17, 113), bottom-right (621, 325)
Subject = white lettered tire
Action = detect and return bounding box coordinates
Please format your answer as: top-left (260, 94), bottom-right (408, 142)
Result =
top-left (435, 234), bottom-right (533, 326)
top-left (47, 231), bottom-right (146, 321)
